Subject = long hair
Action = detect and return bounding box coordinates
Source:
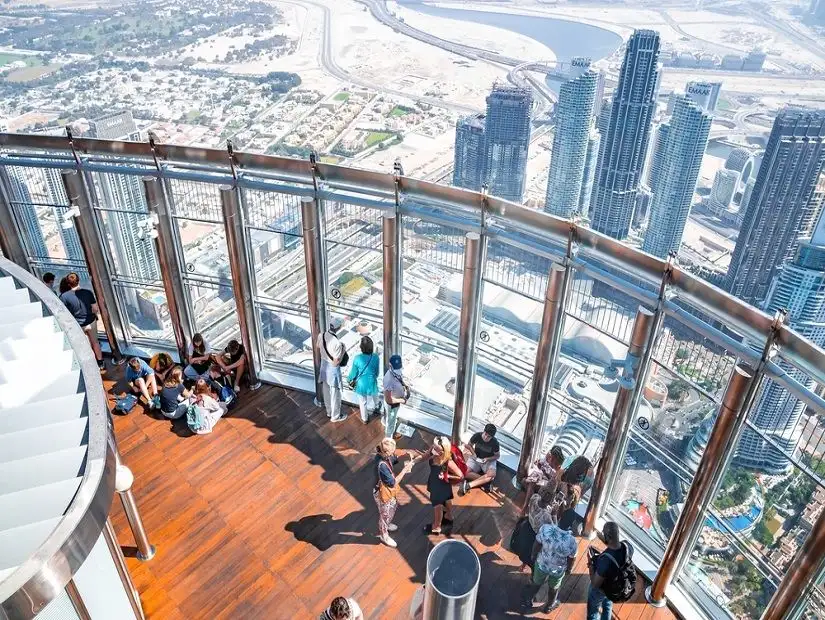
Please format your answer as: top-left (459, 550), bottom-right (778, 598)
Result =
top-left (194, 378), bottom-right (210, 395)
top-left (58, 276), bottom-right (71, 294)
top-left (562, 456), bottom-right (592, 485)
top-left (433, 436), bottom-right (452, 466)
top-left (164, 366), bottom-right (183, 388)
top-left (192, 333), bottom-right (206, 355)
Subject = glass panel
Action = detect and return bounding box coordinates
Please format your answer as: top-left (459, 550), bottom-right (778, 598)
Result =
top-left (186, 279), bottom-right (239, 349)
top-left (567, 268), bottom-right (638, 345)
top-left (112, 282), bottom-right (174, 343)
top-left (258, 303), bottom-right (313, 370)
top-left (399, 217), bottom-right (466, 417)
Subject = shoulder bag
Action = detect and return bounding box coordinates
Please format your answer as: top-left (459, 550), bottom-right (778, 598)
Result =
top-left (348, 354), bottom-right (375, 389)
top-left (377, 458), bottom-right (397, 503)
top-left (322, 332), bottom-right (349, 367)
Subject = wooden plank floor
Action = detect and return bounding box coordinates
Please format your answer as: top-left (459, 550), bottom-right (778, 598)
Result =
top-left (105, 370), bottom-right (677, 620)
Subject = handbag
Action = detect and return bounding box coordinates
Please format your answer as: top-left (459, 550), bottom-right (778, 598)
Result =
top-left (509, 516), bottom-right (528, 552)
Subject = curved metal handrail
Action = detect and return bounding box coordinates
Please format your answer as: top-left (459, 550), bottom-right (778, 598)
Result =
top-left (0, 258), bottom-right (115, 620)
top-left (0, 132), bottom-right (823, 386)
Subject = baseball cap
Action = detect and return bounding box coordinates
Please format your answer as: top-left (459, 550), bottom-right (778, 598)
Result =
top-left (389, 354), bottom-right (402, 370)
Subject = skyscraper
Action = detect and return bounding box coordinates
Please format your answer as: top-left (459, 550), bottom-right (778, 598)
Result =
top-left (726, 108), bottom-right (825, 305)
top-left (737, 190), bottom-right (825, 473)
top-left (708, 169), bottom-right (739, 214)
top-left (579, 130), bottom-right (601, 217)
top-left (452, 113), bottom-right (486, 191)
top-left (545, 59), bottom-right (600, 218)
top-left (643, 95), bottom-right (712, 258)
top-left (647, 123), bottom-right (670, 195)
top-left (483, 84), bottom-right (533, 203)
top-left (87, 111), bottom-right (160, 282)
top-left (43, 168), bottom-right (83, 262)
top-left (6, 170), bottom-right (48, 259)
top-left (590, 30), bottom-right (661, 240)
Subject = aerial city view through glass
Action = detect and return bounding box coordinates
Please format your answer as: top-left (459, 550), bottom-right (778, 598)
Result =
top-left (1, 0), bottom-right (825, 617)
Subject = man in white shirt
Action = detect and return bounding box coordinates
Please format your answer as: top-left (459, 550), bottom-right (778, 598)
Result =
top-left (317, 324), bottom-right (345, 422)
top-left (382, 354), bottom-right (409, 438)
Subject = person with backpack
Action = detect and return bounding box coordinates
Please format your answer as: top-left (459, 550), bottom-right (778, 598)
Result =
top-left (348, 336), bottom-right (381, 424)
top-left (184, 379), bottom-right (228, 434)
top-left (382, 354), bottom-right (409, 438)
top-left (317, 324), bottom-right (346, 422)
top-left (521, 508), bottom-right (579, 613)
top-left (587, 521), bottom-right (636, 619)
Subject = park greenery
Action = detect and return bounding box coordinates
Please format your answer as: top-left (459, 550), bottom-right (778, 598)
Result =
top-left (715, 467), bottom-right (755, 510)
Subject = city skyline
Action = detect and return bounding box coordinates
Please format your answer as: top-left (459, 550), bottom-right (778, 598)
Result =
top-left (482, 84), bottom-right (533, 203)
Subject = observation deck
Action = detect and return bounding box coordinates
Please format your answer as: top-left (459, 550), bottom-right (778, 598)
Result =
top-left (0, 132), bottom-right (824, 619)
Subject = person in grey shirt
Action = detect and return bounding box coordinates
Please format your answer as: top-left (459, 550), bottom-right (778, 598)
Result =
top-left (382, 354), bottom-right (409, 437)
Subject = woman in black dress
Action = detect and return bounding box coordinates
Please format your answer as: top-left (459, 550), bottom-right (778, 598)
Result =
top-left (424, 436), bottom-right (463, 535)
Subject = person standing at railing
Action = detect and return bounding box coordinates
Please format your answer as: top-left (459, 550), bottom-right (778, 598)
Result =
top-left (382, 354), bottom-right (409, 437)
top-left (59, 272), bottom-right (105, 370)
top-left (520, 445), bottom-right (566, 514)
top-left (42, 272), bottom-right (55, 292)
top-left (348, 336), bottom-right (381, 424)
top-left (318, 324), bottom-right (346, 422)
top-left (587, 521), bottom-right (635, 620)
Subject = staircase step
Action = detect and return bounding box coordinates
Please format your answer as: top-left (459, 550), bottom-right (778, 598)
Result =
top-left (0, 350), bottom-right (75, 388)
top-left (0, 477), bottom-right (82, 533)
top-left (0, 316), bottom-right (56, 342)
top-left (0, 277), bottom-right (16, 295)
top-left (0, 303), bottom-right (42, 325)
top-left (0, 393), bottom-right (86, 434)
top-left (0, 447), bottom-right (86, 496)
top-left (0, 369), bottom-right (81, 409)
top-left (0, 331), bottom-right (66, 364)
top-left (0, 517), bottom-right (63, 571)
top-left (0, 418), bottom-right (88, 464)
top-left (0, 288), bottom-right (31, 308)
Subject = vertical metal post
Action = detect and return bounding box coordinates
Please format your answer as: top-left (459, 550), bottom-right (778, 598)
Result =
top-left (301, 195), bottom-right (328, 405)
top-left (583, 305), bottom-right (656, 536)
top-left (103, 518), bottom-right (146, 620)
top-left (452, 231), bottom-right (487, 446)
top-left (646, 365), bottom-right (755, 606)
top-left (0, 167), bottom-right (28, 268)
top-left (61, 170), bottom-right (124, 363)
top-left (219, 185), bottom-right (261, 390)
top-left (65, 578), bottom-right (92, 620)
top-left (763, 507), bottom-right (825, 620)
top-left (516, 263), bottom-right (569, 483)
top-left (383, 212), bottom-right (401, 371)
top-left (115, 459), bottom-right (156, 562)
top-left (142, 176), bottom-right (192, 362)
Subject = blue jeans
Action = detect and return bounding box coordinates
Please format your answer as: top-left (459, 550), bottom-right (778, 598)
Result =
top-left (587, 585), bottom-right (612, 620)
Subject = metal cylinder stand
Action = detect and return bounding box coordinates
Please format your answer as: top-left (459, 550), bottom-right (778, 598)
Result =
top-left (422, 539), bottom-right (481, 620)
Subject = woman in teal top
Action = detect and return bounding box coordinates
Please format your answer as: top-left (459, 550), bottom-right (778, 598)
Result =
top-left (348, 336), bottom-right (381, 423)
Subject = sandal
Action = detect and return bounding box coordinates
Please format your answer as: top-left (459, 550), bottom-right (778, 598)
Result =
top-left (423, 524), bottom-right (442, 535)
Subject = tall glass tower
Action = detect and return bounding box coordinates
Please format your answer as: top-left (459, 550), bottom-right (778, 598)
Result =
top-left (452, 113), bottom-right (486, 192)
top-left (726, 108), bottom-right (825, 305)
top-left (483, 84), bottom-right (533, 203)
top-left (737, 197), bottom-right (825, 474)
top-left (590, 30), bottom-right (661, 240)
top-left (545, 60), bottom-right (600, 218)
top-left (579, 130), bottom-right (601, 218)
top-left (643, 95), bottom-right (712, 258)
top-left (6, 170), bottom-right (48, 259)
top-left (43, 168), bottom-right (83, 262)
top-left (87, 111), bottom-right (160, 282)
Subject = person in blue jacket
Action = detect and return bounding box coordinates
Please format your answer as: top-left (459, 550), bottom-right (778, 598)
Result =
top-left (347, 336), bottom-right (381, 424)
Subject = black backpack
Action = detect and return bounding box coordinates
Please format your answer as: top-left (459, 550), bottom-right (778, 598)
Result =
top-left (601, 542), bottom-right (636, 602)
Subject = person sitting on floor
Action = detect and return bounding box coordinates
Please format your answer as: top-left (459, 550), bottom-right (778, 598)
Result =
top-left (184, 332), bottom-right (212, 380)
top-left (458, 423), bottom-right (500, 495)
top-left (125, 357), bottom-right (159, 409)
top-left (158, 366), bottom-right (190, 419)
top-left (149, 351), bottom-right (175, 384)
top-left (184, 378), bottom-right (228, 434)
top-left (216, 339), bottom-right (247, 392)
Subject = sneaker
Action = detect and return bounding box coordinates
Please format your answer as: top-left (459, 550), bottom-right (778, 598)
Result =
top-left (388, 523), bottom-right (398, 532)
top-left (379, 534), bottom-right (397, 548)
top-left (482, 482), bottom-right (493, 493)
top-left (458, 480), bottom-right (470, 496)
top-left (543, 600), bottom-right (561, 613)
top-left (97, 359), bottom-right (105, 370)
top-left (331, 415), bottom-right (347, 423)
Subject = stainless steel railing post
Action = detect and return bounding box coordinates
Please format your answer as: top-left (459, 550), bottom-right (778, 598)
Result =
top-left (646, 365), bottom-right (755, 606)
top-left (452, 231), bottom-right (486, 446)
top-left (219, 185), bottom-right (261, 389)
top-left (65, 578), bottom-right (92, 620)
top-left (115, 461), bottom-right (156, 562)
top-left (142, 176), bottom-right (192, 363)
top-left (0, 166), bottom-right (28, 268)
top-left (515, 262), bottom-right (569, 484)
top-left (301, 195), bottom-right (328, 405)
top-left (103, 517), bottom-right (146, 620)
top-left (61, 169), bottom-right (125, 364)
top-left (383, 212), bottom-right (401, 372)
top-left (582, 304), bottom-right (656, 537)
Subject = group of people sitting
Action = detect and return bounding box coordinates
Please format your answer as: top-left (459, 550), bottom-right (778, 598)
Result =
top-left (122, 332), bottom-right (248, 434)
